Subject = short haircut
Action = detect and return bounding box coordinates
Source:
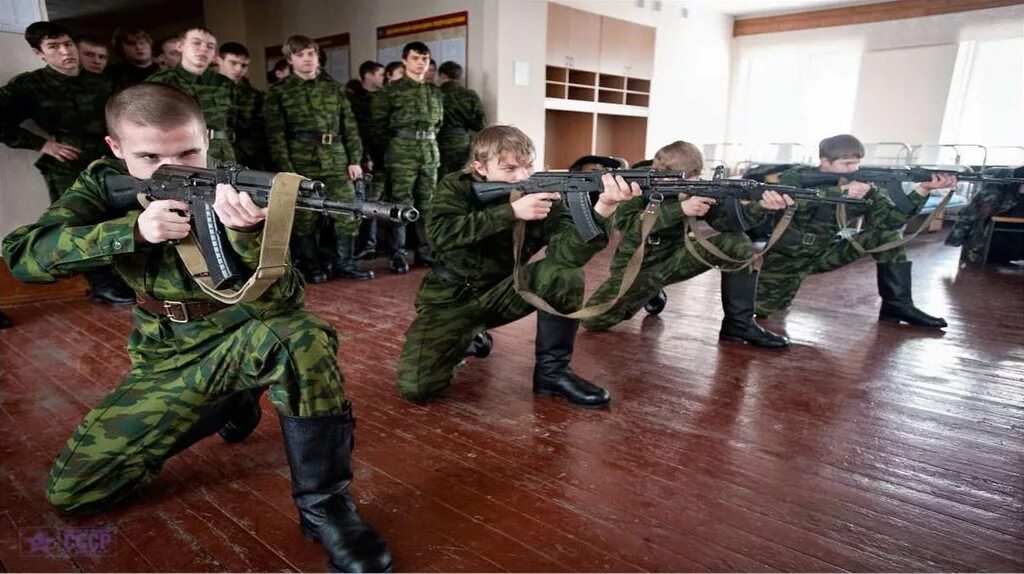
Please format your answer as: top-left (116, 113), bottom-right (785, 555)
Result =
top-left (819, 134), bottom-right (864, 161)
top-left (178, 26), bottom-right (216, 41)
top-left (358, 60), bottom-right (384, 79)
top-left (106, 83), bottom-right (205, 139)
top-left (218, 41), bottom-right (249, 58)
top-left (653, 141), bottom-right (704, 177)
top-left (272, 58), bottom-right (290, 72)
top-left (402, 41), bottom-right (430, 59)
top-left (632, 159), bottom-right (654, 169)
top-left (76, 34), bottom-right (107, 48)
top-left (384, 61), bottom-right (404, 76)
top-left (282, 34), bottom-right (316, 58)
top-left (345, 78), bottom-right (361, 93)
top-left (466, 125), bottom-right (534, 173)
top-left (438, 61), bottom-right (462, 80)
top-left (112, 28), bottom-right (152, 56)
top-left (25, 21), bottom-right (73, 51)
top-left (569, 155), bottom-right (625, 172)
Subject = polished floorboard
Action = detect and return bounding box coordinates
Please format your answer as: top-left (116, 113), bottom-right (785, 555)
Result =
top-left (1, 231), bottom-right (1022, 572)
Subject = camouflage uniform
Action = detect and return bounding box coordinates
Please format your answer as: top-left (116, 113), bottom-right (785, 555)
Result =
top-left (582, 196), bottom-right (761, 331)
top-left (231, 79), bottom-right (267, 170)
top-left (147, 66), bottom-right (237, 165)
top-left (756, 165), bottom-right (927, 316)
top-left (395, 172), bottom-right (611, 402)
top-left (945, 166), bottom-right (1024, 265)
top-left (1, 159), bottom-right (348, 513)
top-left (264, 73), bottom-right (363, 238)
top-left (0, 67), bottom-right (111, 203)
top-left (437, 80), bottom-right (486, 178)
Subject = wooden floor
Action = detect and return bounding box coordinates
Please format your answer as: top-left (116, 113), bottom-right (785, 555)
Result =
top-left (1, 231), bottom-right (1022, 572)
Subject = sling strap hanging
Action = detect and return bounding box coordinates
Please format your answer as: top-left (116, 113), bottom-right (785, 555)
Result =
top-left (682, 204), bottom-right (797, 272)
top-left (835, 188), bottom-right (956, 256)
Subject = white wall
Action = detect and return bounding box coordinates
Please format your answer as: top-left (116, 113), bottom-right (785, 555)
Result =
top-left (728, 4), bottom-right (1024, 151)
top-left (0, 31), bottom-right (51, 240)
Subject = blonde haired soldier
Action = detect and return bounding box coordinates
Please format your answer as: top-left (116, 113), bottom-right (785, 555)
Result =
top-left (395, 125), bottom-right (640, 407)
top-left (581, 141), bottom-right (793, 348)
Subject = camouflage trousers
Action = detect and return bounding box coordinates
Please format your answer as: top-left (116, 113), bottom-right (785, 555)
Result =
top-left (582, 232), bottom-right (754, 331)
top-left (46, 304), bottom-right (347, 513)
top-left (384, 139), bottom-right (439, 212)
top-left (946, 185), bottom-right (1023, 265)
top-left (395, 258), bottom-right (586, 403)
top-left (437, 134), bottom-right (471, 180)
top-left (292, 173), bottom-right (360, 237)
top-left (756, 227), bottom-right (907, 316)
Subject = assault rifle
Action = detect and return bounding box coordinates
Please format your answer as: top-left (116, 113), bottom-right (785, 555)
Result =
top-left (470, 169), bottom-right (865, 242)
top-left (106, 164), bottom-right (419, 288)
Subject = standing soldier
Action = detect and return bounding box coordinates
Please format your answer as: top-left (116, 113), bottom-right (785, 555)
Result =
top-left (264, 35), bottom-right (372, 282)
top-left (155, 36), bottom-right (182, 71)
top-left (436, 61), bottom-right (486, 179)
top-left (107, 28), bottom-right (159, 91)
top-left (77, 35), bottom-right (109, 75)
top-left (0, 21), bottom-right (133, 305)
top-left (217, 41), bottom-right (266, 170)
top-left (370, 41), bottom-right (443, 273)
top-left (148, 27), bottom-right (236, 165)
top-left (348, 60), bottom-right (385, 259)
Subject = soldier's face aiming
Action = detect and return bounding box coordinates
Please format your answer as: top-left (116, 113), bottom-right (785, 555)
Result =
top-left (473, 152), bottom-right (534, 184)
top-left (820, 157), bottom-right (861, 174)
top-left (105, 118), bottom-right (209, 180)
top-left (35, 35), bottom-right (79, 75)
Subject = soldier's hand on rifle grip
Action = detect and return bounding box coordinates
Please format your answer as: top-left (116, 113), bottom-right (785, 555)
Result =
top-left (758, 190), bottom-right (794, 211)
top-left (841, 181), bottom-right (872, 199)
top-left (914, 173), bottom-right (957, 197)
top-left (595, 173), bottom-right (642, 218)
top-left (512, 192), bottom-right (560, 221)
top-left (680, 196), bottom-right (716, 217)
top-left (213, 183), bottom-right (268, 231)
top-left (135, 200), bottom-right (191, 244)
top-left (347, 164), bottom-right (363, 180)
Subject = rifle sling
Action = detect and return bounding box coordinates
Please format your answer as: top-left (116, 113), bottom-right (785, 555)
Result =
top-left (835, 188), bottom-right (955, 256)
top-left (149, 172), bottom-right (302, 304)
top-left (683, 204), bottom-right (796, 272)
top-left (511, 190), bottom-right (660, 319)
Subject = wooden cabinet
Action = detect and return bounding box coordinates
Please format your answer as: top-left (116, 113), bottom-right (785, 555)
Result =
top-left (546, 2), bottom-right (601, 70)
top-left (598, 14), bottom-right (656, 79)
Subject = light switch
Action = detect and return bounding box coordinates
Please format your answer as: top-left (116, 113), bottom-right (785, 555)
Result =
top-left (514, 61), bottom-right (530, 86)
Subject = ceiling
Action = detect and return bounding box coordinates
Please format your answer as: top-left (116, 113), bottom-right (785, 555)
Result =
top-left (679, 0), bottom-right (894, 18)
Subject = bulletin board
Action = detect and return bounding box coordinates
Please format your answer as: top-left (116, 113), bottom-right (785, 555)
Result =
top-left (264, 33), bottom-right (350, 84)
top-left (376, 11), bottom-right (468, 82)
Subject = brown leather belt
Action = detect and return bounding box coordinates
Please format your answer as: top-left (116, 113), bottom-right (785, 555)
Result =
top-left (136, 294), bottom-right (229, 323)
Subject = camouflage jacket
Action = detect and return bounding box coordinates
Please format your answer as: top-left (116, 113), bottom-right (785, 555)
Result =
top-left (613, 194), bottom-right (764, 252)
top-left (1, 158), bottom-right (303, 313)
top-left (427, 172), bottom-right (611, 290)
top-left (346, 84), bottom-right (376, 162)
top-left (776, 165), bottom-right (927, 245)
top-left (0, 66), bottom-right (111, 173)
top-left (147, 65), bottom-right (235, 133)
top-left (263, 72), bottom-right (363, 174)
top-left (438, 81), bottom-right (486, 136)
top-left (369, 75), bottom-right (443, 152)
top-left (232, 79), bottom-right (267, 169)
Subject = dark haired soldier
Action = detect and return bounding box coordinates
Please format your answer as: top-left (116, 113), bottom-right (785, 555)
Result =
top-left (370, 41), bottom-right (444, 273)
top-left (217, 41), bottom-right (266, 170)
top-left (756, 134), bottom-right (956, 327)
top-left (267, 58), bottom-right (291, 85)
top-left (154, 36), bottom-right (181, 71)
top-left (107, 28), bottom-right (159, 91)
top-left (436, 61), bottom-right (486, 179)
top-left (2, 83), bottom-right (392, 573)
top-left (383, 60), bottom-right (404, 84)
top-left (0, 21), bottom-right (132, 304)
top-left (348, 60), bottom-right (386, 259)
top-left (77, 35), bottom-right (109, 74)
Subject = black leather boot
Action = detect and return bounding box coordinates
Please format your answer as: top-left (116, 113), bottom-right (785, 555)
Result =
top-left (464, 331), bottom-right (493, 359)
top-left (333, 236), bottom-right (375, 280)
top-left (533, 311), bottom-right (611, 408)
top-left (719, 271), bottom-right (790, 349)
top-left (0, 309), bottom-right (11, 330)
top-left (279, 407), bottom-right (393, 573)
top-left (84, 268), bottom-right (135, 306)
top-left (412, 221), bottom-right (435, 267)
top-left (218, 387), bottom-right (265, 443)
top-left (388, 225), bottom-right (409, 274)
top-left (644, 289), bottom-right (668, 315)
top-left (293, 236), bottom-right (328, 284)
top-left (355, 219), bottom-right (378, 260)
top-left (877, 262), bottom-right (947, 328)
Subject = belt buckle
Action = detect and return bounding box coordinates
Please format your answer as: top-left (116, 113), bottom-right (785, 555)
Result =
top-left (163, 300), bottom-right (190, 323)
top-left (802, 233), bottom-right (817, 246)
top-left (321, 133), bottom-right (334, 145)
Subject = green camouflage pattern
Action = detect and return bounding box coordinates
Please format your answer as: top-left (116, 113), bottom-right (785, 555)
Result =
top-left (395, 172), bottom-right (611, 402)
top-left (0, 67), bottom-right (112, 202)
top-left (346, 85), bottom-right (375, 164)
top-left (582, 196), bottom-right (758, 331)
top-left (437, 81), bottom-right (486, 178)
top-left (2, 158), bottom-right (350, 513)
top-left (147, 66), bottom-right (237, 164)
top-left (264, 73), bottom-right (363, 237)
top-left (754, 165), bottom-right (927, 316)
top-left (370, 75), bottom-right (443, 210)
top-left (231, 79), bottom-right (267, 170)
top-left (945, 168), bottom-right (1023, 265)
